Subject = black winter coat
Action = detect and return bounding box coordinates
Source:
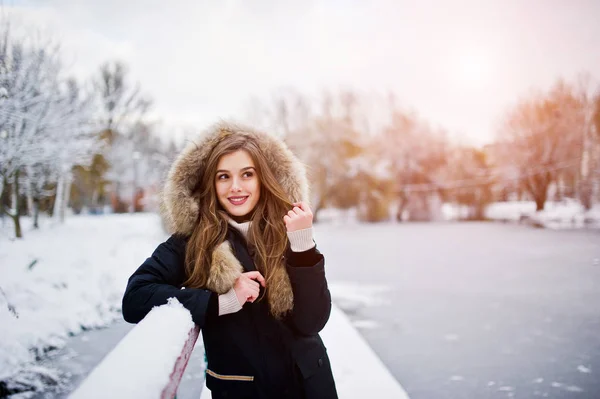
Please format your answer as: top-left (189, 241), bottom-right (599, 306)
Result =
top-left (122, 227), bottom-right (338, 399)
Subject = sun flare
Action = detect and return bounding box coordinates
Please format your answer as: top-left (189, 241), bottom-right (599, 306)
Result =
top-left (455, 52), bottom-right (492, 88)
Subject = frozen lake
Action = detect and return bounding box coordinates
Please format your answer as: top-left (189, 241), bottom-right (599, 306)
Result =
top-left (317, 222), bottom-right (600, 399)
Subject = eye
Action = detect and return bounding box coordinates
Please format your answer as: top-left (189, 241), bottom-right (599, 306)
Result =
top-left (217, 174), bottom-right (229, 180)
top-left (243, 171), bottom-right (254, 178)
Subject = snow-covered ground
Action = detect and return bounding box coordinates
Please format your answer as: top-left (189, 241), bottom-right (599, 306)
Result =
top-left (484, 200), bottom-right (600, 229)
top-left (317, 200), bottom-right (600, 229)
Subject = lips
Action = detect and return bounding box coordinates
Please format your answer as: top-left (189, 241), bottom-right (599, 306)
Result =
top-left (228, 196), bottom-right (249, 206)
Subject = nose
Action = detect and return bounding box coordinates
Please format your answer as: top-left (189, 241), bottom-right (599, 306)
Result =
top-left (230, 177), bottom-right (242, 192)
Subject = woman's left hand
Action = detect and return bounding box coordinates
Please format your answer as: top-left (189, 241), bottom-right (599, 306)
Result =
top-left (283, 202), bottom-right (313, 232)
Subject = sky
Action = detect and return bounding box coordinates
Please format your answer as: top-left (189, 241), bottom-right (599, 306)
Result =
top-left (5, 0), bottom-right (600, 145)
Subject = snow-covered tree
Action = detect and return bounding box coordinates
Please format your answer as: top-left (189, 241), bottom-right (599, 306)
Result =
top-left (0, 22), bottom-right (99, 236)
top-left (0, 27), bottom-right (64, 237)
top-left (45, 79), bottom-right (98, 223)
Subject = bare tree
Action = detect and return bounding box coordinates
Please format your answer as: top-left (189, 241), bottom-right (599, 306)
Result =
top-left (442, 146), bottom-right (494, 220)
top-left (94, 61), bottom-right (151, 134)
top-left (378, 107), bottom-right (448, 221)
top-left (498, 80), bottom-right (583, 211)
top-left (92, 61), bottom-right (152, 211)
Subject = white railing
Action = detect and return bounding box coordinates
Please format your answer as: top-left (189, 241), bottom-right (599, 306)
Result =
top-left (69, 299), bottom-right (199, 399)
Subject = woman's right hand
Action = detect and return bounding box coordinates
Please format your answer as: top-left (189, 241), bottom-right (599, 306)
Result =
top-left (234, 271), bottom-right (266, 305)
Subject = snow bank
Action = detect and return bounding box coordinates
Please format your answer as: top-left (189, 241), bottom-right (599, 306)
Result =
top-left (0, 213), bottom-right (166, 386)
top-left (485, 200), bottom-right (600, 228)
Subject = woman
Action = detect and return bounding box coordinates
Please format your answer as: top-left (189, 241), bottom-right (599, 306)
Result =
top-left (122, 122), bottom-right (338, 399)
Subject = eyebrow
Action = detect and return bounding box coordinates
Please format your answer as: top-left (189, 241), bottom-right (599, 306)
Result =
top-left (216, 166), bottom-right (256, 174)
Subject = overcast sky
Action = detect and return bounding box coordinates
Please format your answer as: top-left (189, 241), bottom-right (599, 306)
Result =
top-left (7, 0), bottom-right (600, 144)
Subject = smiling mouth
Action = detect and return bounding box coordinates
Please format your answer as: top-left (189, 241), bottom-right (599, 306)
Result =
top-left (228, 196), bottom-right (249, 206)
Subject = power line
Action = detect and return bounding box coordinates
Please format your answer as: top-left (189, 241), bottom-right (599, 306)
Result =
top-left (398, 158), bottom-right (582, 193)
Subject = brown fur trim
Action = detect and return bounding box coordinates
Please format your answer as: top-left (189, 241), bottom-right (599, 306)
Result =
top-left (267, 262), bottom-right (294, 318)
top-left (205, 241), bottom-right (244, 294)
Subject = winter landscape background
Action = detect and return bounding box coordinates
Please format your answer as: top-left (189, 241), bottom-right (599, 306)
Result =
top-left (1, 1), bottom-right (600, 398)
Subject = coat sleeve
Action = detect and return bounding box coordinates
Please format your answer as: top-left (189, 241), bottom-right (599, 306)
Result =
top-left (122, 235), bottom-right (218, 327)
top-left (284, 245), bottom-right (332, 336)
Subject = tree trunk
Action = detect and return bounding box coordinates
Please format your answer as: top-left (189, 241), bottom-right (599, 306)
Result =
top-left (533, 197), bottom-right (544, 211)
top-left (0, 175), bottom-right (5, 203)
top-left (33, 198), bottom-right (40, 229)
top-left (53, 174), bottom-right (65, 222)
top-left (91, 187), bottom-right (99, 211)
top-left (0, 175), bottom-right (6, 227)
top-left (579, 180), bottom-right (593, 211)
top-left (7, 171), bottom-right (23, 238)
top-left (59, 175), bottom-right (72, 223)
top-left (474, 204), bottom-right (486, 220)
top-left (527, 173), bottom-right (551, 212)
top-left (26, 176), bottom-right (34, 217)
top-left (395, 192), bottom-right (408, 222)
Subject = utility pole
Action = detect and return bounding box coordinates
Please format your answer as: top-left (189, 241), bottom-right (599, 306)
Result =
top-left (132, 151), bottom-right (141, 213)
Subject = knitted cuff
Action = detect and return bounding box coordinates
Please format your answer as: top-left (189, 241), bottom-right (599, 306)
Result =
top-left (287, 227), bottom-right (316, 252)
top-left (218, 287), bottom-right (243, 316)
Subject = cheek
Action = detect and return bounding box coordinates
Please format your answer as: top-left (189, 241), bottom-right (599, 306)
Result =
top-left (215, 181), bottom-right (228, 198)
top-left (250, 179), bottom-right (260, 196)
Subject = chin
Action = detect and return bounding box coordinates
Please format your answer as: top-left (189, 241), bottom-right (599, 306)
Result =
top-left (229, 208), bottom-right (250, 217)
top-left (225, 204), bottom-right (254, 219)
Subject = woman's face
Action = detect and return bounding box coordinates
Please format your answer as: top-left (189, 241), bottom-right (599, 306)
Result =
top-left (215, 150), bottom-right (261, 220)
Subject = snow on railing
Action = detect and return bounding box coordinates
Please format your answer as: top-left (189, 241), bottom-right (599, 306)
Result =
top-left (69, 298), bottom-right (199, 399)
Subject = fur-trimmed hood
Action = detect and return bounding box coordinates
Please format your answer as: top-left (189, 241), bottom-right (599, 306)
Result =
top-left (160, 121), bottom-right (309, 317)
top-left (161, 121), bottom-right (309, 236)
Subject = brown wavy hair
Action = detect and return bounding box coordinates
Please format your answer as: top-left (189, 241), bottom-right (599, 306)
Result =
top-left (183, 132), bottom-right (294, 317)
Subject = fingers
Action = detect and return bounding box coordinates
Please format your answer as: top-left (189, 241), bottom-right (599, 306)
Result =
top-left (246, 279), bottom-right (259, 291)
top-left (285, 202), bottom-right (314, 232)
top-left (289, 206), bottom-right (304, 215)
top-left (292, 202), bottom-right (311, 213)
top-left (243, 271), bottom-right (266, 287)
top-left (246, 285), bottom-right (260, 303)
top-left (234, 272), bottom-right (263, 305)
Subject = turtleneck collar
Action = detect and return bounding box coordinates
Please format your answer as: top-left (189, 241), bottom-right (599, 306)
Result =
top-left (227, 218), bottom-right (251, 239)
